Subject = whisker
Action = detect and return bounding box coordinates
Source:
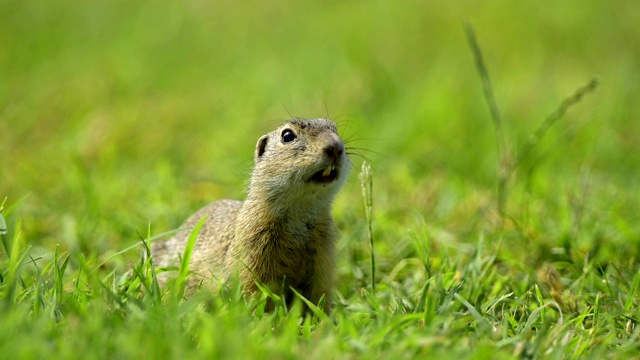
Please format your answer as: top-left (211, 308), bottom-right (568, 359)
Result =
top-left (341, 128), bottom-right (365, 142)
top-left (346, 152), bottom-right (377, 170)
top-left (281, 101), bottom-right (296, 120)
top-left (319, 95), bottom-right (330, 119)
top-left (345, 158), bottom-right (360, 173)
top-left (333, 114), bottom-right (354, 126)
top-left (347, 152), bottom-right (370, 163)
top-left (351, 156), bottom-right (380, 174)
top-left (343, 137), bottom-right (380, 145)
top-left (336, 120), bottom-right (359, 139)
top-left (346, 147), bottom-right (388, 160)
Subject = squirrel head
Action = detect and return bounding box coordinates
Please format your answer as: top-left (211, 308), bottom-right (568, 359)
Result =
top-left (248, 118), bottom-right (350, 207)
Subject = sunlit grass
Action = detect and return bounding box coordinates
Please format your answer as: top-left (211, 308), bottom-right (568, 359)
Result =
top-left (2, 0), bottom-right (639, 358)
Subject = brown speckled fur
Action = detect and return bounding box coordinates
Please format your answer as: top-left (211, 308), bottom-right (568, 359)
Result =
top-left (151, 118), bottom-right (349, 313)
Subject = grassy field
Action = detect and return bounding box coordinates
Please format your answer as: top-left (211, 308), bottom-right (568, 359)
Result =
top-left (2, 0), bottom-right (640, 358)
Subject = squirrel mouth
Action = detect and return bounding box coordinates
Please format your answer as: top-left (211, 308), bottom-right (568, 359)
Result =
top-left (311, 164), bottom-right (339, 184)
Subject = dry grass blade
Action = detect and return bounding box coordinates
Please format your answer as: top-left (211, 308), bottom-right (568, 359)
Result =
top-left (359, 161), bottom-right (375, 292)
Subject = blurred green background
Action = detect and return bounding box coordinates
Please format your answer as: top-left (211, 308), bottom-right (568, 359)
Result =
top-left (1, 0), bottom-right (639, 269)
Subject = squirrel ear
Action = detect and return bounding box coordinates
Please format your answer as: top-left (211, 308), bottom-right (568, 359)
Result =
top-left (255, 135), bottom-right (268, 162)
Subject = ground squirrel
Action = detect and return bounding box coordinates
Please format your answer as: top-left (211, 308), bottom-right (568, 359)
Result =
top-left (152, 118), bottom-right (349, 313)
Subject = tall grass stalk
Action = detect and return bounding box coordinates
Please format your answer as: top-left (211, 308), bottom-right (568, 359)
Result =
top-left (466, 23), bottom-right (599, 221)
top-left (465, 22), bottom-right (509, 217)
top-left (359, 161), bottom-right (375, 292)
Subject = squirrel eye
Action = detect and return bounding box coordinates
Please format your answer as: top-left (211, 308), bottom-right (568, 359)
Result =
top-left (281, 129), bottom-right (297, 143)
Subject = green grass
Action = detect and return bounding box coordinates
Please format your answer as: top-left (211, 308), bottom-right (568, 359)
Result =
top-left (2, 0), bottom-right (640, 358)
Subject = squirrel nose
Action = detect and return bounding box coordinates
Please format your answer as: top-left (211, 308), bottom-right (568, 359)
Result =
top-left (323, 138), bottom-right (345, 162)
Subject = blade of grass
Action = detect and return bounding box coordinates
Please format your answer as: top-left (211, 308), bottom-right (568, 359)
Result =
top-left (141, 222), bottom-right (162, 302)
top-left (520, 301), bottom-right (563, 335)
top-left (173, 216), bottom-right (207, 301)
top-left (465, 22), bottom-right (509, 216)
top-left (513, 77), bottom-right (600, 169)
top-left (91, 227), bottom-right (186, 272)
top-left (454, 292), bottom-right (494, 334)
top-left (0, 212), bottom-right (6, 236)
top-left (290, 287), bottom-right (331, 324)
top-left (53, 244), bottom-right (70, 321)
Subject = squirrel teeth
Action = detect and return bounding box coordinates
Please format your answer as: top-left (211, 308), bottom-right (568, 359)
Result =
top-left (321, 164), bottom-right (336, 177)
